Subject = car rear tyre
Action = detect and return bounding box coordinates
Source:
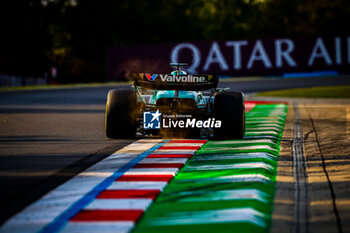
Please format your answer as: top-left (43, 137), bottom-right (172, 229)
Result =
top-left (213, 91), bottom-right (245, 139)
top-left (105, 89), bottom-right (137, 139)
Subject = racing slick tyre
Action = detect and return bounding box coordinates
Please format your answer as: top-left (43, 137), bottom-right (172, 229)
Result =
top-left (213, 91), bottom-right (245, 139)
top-left (105, 89), bottom-right (137, 139)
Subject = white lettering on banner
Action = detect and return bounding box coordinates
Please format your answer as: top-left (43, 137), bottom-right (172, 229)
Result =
top-left (247, 40), bottom-right (272, 69)
top-left (335, 37), bottom-right (342, 65)
top-left (203, 42), bottom-right (229, 71)
top-left (275, 39), bottom-right (297, 67)
top-left (170, 43), bottom-right (201, 74)
top-left (308, 37), bottom-right (333, 66)
top-left (167, 37), bottom-right (349, 74)
top-left (226, 40), bottom-right (248, 70)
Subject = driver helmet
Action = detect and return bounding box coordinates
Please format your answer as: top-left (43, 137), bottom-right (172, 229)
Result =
top-left (170, 70), bottom-right (187, 75)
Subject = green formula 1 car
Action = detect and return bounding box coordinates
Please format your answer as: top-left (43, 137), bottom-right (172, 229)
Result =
top-left (105, 63), bottom-right (245, 139)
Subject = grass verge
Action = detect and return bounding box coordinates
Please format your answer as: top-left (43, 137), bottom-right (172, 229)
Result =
top-left (256, 85), bottom-right (350, 98)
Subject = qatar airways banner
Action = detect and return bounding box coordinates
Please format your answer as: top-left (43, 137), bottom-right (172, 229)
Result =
top-left (107, 36), bottom-right (350, 80)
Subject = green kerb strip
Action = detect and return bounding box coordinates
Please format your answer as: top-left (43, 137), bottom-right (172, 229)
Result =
top-left (133, 103), bottom-right (288, 233)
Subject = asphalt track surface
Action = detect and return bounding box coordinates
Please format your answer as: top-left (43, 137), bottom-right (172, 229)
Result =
top-left (0, 102), bottom-right (286, 233)
top-left (0, 76), bottom-right (349, 226)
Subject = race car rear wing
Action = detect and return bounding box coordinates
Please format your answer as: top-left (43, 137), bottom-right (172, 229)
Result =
top-left (133, 73), bottom-right (218, 91)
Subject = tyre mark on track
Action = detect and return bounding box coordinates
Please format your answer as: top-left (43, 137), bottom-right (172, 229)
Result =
top-left (305, 107), bottom-right (343, 233)
top-left (292, 103), bottom-right (309, 233)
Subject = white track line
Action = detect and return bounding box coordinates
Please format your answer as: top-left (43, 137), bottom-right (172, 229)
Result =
top-left (161, 143), bottom-right (205, 147)
top-left (185, 162), bottom-right (274, 171)
top-left (172, 189), bottom-right (270, 203)
top-left (139, 158), bottom-right (187, 164)
top-left (61, 221), bottom-right (134, 233)
top-left (247, 127), bottom-right (282, 131)
top-left (155, 149), bottom-right (198, 152)
top-left (246, 120), bottom-right (283, 124)
top-left (203, 145), bottom-right (278, 152)
top-left (179, 174), bottom-right (271, 183)
top-left (124, 168), bottom-right (178, 175)
top-left (194, 152), bottom-right (277, 161)
top-left (108, 182), bottom-right (168, 190)
top-left (246, 131), bottom-right (279, 136)
top-left (150, 151), bottom-right (194, 155)
top-left (147, 208), bottom-right (267, 228)
top-left (85, 199), bottom-right (153, 210)
top-left (208, 139), bottom-right (277, 145)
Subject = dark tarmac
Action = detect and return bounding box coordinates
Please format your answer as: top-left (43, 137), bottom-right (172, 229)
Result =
top-left (0, 76), bottom-right (349, 224)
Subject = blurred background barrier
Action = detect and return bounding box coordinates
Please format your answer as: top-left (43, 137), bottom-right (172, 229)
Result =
top-left (107, 36), bottom-right (350, 81)
top-left (0, 75), bottom-right (48, 87)
top-left (1, 0), bottom-right (350, 84)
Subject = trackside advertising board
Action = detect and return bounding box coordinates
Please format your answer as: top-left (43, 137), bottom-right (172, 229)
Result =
top-left (107, 36), bottom-right (350, 80)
